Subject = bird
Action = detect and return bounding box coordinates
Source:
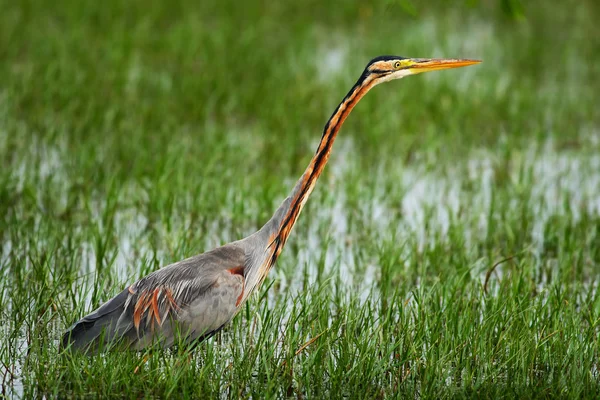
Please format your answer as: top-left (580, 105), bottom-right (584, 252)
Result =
top-left (62, 56), bottom-right (481, 353)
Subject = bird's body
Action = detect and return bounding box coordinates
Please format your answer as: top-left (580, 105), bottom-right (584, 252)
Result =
top-left (64, 214), bottom-right (279, 352)
top-left (63, 56), bottom-right (480, 353)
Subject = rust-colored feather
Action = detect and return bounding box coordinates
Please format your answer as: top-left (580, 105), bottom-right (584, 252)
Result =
top-left (151, 288), bottom-right (161, 326)
top-left (133, 292), bottom-right (150, 331)
top-left (165, 289), bottom-right (180, 311)
top-left (235, 279), bottom-right (245, 307)
top-left (228, 266), bottom-right (244, 276)
top-left (227, 266), bottom-right (246, 307)
top-left (132, 287), bottom-right (180, 333)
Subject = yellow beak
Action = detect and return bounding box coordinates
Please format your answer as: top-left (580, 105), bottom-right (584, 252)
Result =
top-left (408, 58), bottom-right (481, 73)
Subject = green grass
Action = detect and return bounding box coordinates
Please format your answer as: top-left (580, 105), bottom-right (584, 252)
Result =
top-left (1, 0), bottom-right (600, 398)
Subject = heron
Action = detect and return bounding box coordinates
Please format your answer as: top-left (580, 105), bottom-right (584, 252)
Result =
top-left (62, 56), bottom-right (480, 353)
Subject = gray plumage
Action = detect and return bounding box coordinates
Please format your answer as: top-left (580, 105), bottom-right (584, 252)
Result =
top-left (62, 228), bottom-right (274, 353)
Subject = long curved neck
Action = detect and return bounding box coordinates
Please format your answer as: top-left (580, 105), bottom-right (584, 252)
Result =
top-left (261, 72), bottom-right (379, 266)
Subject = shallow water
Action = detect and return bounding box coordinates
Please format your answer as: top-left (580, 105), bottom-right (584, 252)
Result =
top-left (2, 130), bottom-right (599, 397)
top-left (12, 133), bottom-right (599, 300)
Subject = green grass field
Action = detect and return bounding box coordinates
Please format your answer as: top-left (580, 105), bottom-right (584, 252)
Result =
top-left (1, 0), bottom-right (599, 398)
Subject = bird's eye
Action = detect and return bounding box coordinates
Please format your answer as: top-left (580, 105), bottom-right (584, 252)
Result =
top-left (394, 61), bottom-right (402, 69)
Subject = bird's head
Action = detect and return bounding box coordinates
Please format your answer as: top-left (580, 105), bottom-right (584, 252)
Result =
top-left (363, 55), bottom-right (481, 84)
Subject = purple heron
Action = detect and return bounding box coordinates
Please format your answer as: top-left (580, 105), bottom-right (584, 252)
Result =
top-left (62, 56), bottom-right (480, 353)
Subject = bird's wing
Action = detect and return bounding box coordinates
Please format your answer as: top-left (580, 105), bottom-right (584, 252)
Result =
top-left (63, 244), bottom-right (247, 352)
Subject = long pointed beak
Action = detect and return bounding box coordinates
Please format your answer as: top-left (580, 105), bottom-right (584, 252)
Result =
top-left (409, 58), bottom-right (481, 73)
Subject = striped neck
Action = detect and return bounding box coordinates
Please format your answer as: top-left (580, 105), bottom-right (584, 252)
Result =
top-left (264, 72), bottom-right (378, 266)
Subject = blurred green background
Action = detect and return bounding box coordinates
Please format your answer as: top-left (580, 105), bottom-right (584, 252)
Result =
top-left (1, 0), bottom-right (599, 397)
